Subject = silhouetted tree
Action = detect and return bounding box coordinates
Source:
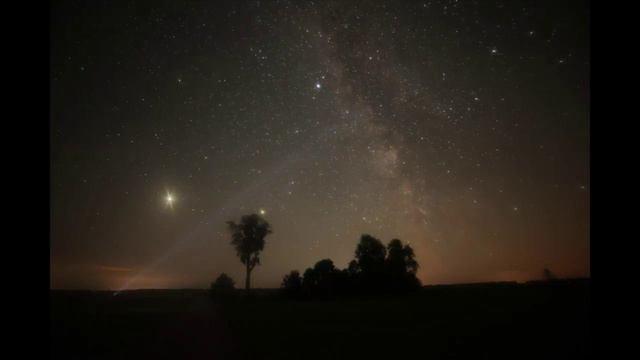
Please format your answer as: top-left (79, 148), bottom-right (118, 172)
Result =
top-left (353, 234), bottom-right (387, 292)
top-left (354, 234), bottom-right (387, 272)
top-left (313, 259), bottom-right (337, 297)
top-left (302, 267), bottom-right (317, 297)
top-left (227, 213), bottom-right (272, 293)
top-left (281, 270), bottom-right (302, 298)
top-left (298, 259), bottom-right (349, 298)
top-left (386, 239), bottom-right (418, 275)
top-left (313, 259), bottom-right (336, 276)
top-left (211, 273), bottom-right (235, 297)
top-left (385, 239), bottom-right (421, 292)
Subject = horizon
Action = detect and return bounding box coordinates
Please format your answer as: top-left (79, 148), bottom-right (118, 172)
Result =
top-left (51, 276), bottom-right (591, 293)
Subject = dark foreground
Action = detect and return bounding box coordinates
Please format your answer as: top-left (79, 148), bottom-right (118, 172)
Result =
top-left (51, 279), bottom-right (589, 359)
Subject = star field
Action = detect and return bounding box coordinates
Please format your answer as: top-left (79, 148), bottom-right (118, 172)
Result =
top-left (51, 0), bottom-right (589, 290)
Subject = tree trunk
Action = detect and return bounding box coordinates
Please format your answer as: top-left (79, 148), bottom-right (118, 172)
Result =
top-left (245, 262), bottom-right (251, 293)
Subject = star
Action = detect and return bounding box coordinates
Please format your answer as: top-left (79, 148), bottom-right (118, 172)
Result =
top-left (165, 192), bottom-right (175, 209)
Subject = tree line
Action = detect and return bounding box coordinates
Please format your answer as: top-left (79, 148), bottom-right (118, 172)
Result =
top-left (210, 213), bottom-right (421, 299)
top-left (281, 235), bottom-right (421, 299)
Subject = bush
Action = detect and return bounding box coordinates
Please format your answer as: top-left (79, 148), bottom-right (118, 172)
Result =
top-left (211, 273), bottom-right (235, 298)
top-left (281, 270), bottom-right (303, 298)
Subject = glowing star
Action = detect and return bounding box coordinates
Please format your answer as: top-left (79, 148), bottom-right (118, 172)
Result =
top-left (165, 192), bottom-right (175, 208)
top-left (259, 209), bottom-right (266, 215)
top-left (315, 82), bottom-right (321, 89)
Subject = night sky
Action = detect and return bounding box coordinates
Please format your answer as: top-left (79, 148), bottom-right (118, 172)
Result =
top-left (51, 0), bottom-right (589, 290)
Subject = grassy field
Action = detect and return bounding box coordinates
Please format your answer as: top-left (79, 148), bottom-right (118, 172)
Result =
top-left (51, 279), bottom-right (589, 359)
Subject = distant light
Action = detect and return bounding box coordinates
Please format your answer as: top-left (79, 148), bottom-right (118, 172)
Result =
top-left (315, 83), bottom-right (321, 89)
top-left (165, 192), bottom-right (175, 208)
top-left (259, 209), bottom-right (266, 215)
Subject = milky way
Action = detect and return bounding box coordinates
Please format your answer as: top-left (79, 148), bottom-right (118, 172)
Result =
top-left (51, 0), bottom-right (589, 289)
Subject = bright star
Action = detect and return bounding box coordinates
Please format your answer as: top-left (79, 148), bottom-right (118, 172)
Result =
top-left (165, 192), bottom-right (175, 209)
top-left (315, 83), bottom-right (321, 89)
top-left (259, 209), bottom-right (266, 215)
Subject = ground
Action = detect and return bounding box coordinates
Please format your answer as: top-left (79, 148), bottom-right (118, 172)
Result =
top-left (51, 279), bottom-right (589, 359)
